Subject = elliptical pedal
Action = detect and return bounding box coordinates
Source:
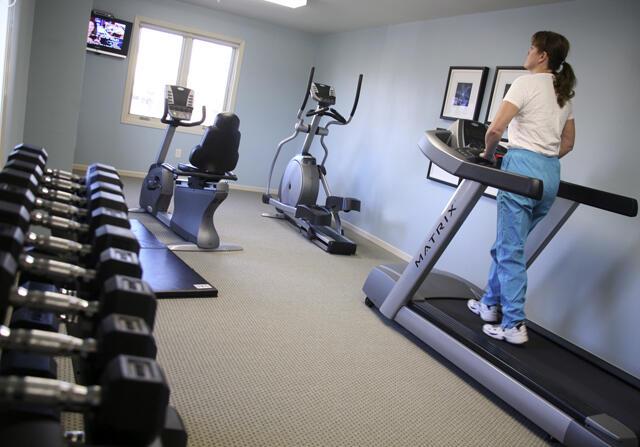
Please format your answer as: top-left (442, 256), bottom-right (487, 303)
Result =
top-left (294, 205), bottom-right (332, 226)
top-left (325, 196), bottom-right (361, 213)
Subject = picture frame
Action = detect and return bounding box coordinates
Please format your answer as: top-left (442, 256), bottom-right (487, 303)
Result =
top-left (485, 66), bottom-right (528, 123)
top-left (427, 161), bottom-right (460, 187)
top-left (440, 66), bottom-right (489, 121)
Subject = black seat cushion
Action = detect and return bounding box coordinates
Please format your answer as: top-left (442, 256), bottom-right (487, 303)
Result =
top-left (188, 113), bottom-right (240, 175)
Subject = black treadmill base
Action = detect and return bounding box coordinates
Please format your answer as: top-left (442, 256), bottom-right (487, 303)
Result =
top-left (130, 220), bottom-right (218, 299)
top-left (409, 298), bottom-right (640, 439)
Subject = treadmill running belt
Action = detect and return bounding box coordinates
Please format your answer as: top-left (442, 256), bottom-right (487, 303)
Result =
top-left (129, 219), bottom-right (218, 299)
top-left (410, 298), bottom-right (640, 435)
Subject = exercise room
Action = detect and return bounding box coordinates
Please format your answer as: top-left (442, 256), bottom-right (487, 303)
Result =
top-left (0, 0), bottom-right (638, 445)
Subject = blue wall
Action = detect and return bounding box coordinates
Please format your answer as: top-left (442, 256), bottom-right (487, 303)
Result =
top-left (74, 0), bottom-right (317, 187)
top-left (22, 0), bottom-right (92, 170)
top-left (2, 0), bottom-right (35, 158)
top-left (314, 0), bottom-right (640, 377)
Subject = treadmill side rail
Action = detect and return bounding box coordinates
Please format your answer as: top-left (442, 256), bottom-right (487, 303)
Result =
top-left (379, 179), bottom-right (484, 319)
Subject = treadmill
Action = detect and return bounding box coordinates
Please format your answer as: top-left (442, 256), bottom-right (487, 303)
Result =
top-left (363, 119), bottom-right (639, 447)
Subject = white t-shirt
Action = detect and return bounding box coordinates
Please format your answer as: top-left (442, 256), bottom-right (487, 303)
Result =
top-left (503, 73), bottom-right (573, 157)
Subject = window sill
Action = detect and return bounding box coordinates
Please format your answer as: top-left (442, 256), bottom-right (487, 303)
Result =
top-left (121, 115), bottom-right (207, 135)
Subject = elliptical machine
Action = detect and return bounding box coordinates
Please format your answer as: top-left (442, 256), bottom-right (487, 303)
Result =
top-left (131, 85), bottom-right (241, 252)
top-left (262, 67), bottom-right (363, 255)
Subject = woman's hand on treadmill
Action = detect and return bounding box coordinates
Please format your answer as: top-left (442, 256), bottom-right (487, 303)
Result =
top-left (478, 150), bottom-right (497, 166)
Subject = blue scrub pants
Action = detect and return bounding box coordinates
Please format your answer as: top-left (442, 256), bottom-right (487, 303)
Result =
top-left (480, 148), bottom-right (560, 329)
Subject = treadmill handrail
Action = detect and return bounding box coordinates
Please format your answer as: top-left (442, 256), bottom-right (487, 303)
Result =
top-left (558, 181), bottom-right (638, 217)
top-left (421, 130), bottom-right (543, 200)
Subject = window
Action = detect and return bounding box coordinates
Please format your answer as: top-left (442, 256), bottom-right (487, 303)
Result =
top-left (122, 17), bottom-right (244, 131)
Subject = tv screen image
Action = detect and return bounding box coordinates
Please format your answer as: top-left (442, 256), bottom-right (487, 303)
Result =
top-left (87, 12), bottom-right (132, 58)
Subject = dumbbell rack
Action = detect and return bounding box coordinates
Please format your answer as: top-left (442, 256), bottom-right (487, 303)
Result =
top-left (0, 144), bottom-right (188, 447)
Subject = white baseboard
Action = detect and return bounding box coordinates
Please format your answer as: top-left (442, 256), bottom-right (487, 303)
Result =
top-left (341, 220), bottom-right (411, 262)
top-left (73, 164), bottom-right (277, 193)
top-left (72, 164), bottom-right (146, 178)
top-left (73, 163), bottom-right (405, 259)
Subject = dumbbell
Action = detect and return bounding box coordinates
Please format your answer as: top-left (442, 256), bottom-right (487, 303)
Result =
top-left (0, 260), bottom-right (157, 384)
top-left (1, 282), bottom-right (60, 382)
top-left (0, 221), bottom-right (139, 267)
top-left (0, 355), bottom-right (170, 446)
top-left (4, 149), bottom-right (122, 196)
top-left (0, 416), bottom-right (65, 447)
top-left (0, 246), bottom-right (142, 295)
top-left (0, 255), bottom-right (156, 330)
top-left (0, 168), bottom-right (127, 213)
top-left (0, 183), bottom-right (130, 231)
top-left (10, 143), bottom-right (119, 178)
top-left (8, 144), bottom-right (121, 188)
top-left (0, 199), bottom-right (131, 245)
top-left (4, 158), bottom-right (123, 198)
top-left (0, 313), bottom-right (156, 376)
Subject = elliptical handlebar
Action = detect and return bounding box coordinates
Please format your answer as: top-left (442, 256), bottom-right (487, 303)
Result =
top-left (348, 74), bottom-right (363, 122)
top-left (297, 66), bottom-right (316, 120)
top-left (308, 73), bottom-right (363, 126)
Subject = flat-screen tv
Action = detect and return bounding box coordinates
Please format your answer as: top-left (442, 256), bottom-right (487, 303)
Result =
top-left (86, 11), bottom-right (133, 59)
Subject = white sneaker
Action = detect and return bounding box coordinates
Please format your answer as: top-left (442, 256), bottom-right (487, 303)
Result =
top-left (467, 299), bottom-right (499, 322)
top-left (483, 323), bottom-right (529, 345)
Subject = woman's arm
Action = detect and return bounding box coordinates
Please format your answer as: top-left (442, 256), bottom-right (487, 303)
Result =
top-left (559, 119), bottom-right (575, 158)
top-left (483, 101), bottom-right (519, 160)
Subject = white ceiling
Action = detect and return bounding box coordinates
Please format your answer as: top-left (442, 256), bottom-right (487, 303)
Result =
top-left (177, 0), bottom-right (569, 34)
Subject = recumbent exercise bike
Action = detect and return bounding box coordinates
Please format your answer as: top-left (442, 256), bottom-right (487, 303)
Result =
top-left (131, 85), bottom-right (241, 252)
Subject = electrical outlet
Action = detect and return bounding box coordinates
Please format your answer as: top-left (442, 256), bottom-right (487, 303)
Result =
top-left (175, 148), bottom-right (183, 158)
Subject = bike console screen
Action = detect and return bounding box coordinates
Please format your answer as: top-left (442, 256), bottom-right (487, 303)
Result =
top-left (166, 85), bottom-right (194, 121)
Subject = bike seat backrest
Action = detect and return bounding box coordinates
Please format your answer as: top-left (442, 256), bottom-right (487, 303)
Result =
top-left (188, 113), bottom-right (240, 174)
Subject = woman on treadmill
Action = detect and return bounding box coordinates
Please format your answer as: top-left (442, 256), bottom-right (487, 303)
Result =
top-left (467, 31), bottom-right (577, 344)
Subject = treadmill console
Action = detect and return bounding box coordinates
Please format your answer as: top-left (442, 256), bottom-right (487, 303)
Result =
top-left (449, 119), bottom-right (487, 150)
top-left (447, 119), bottom-right (507, 164)
top-left (165, 85), bottom-right (194, 121)
top-left (311, 83), bottom-right (336, 106)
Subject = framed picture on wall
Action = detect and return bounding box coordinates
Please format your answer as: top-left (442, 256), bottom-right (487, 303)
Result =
top-left (427, 161), bottom-right (460, 187)
top-left (440, 66), bottom-right (489, 121)
top-left (485, 66), bottom-right (528, 123)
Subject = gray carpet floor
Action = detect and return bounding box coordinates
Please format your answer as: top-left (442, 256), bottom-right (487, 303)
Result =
top-left (86, 177), bottom-right (550, 446)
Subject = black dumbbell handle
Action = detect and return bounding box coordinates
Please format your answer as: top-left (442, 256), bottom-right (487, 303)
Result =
top-left (10, 285), bottom-right (98, 316)
top-left (19, 253), bottom-right (96, 283)
top-left (42, 175), bottom-right (84, 194)
top-left (0, 375), bottom-right (101, 409)
top-left (26, 231), bottom-right (91, 256)
top-left (0, 324), bottom-right (97, 355)
top-left (44, 167), bottom-right (81, 183)
top-left (37, 186), bottom-right (85, 206)
top-left (35, 197), bottom-right (87, 218)
top-left (30, 209), bottom-right (90, 234)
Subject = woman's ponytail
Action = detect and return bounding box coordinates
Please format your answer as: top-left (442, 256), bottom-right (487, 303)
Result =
top-left (553, 61), bottom-right (576, 107)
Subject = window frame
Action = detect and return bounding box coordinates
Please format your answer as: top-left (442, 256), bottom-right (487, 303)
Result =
top-left (121, 16), bottom-right (245, 134)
